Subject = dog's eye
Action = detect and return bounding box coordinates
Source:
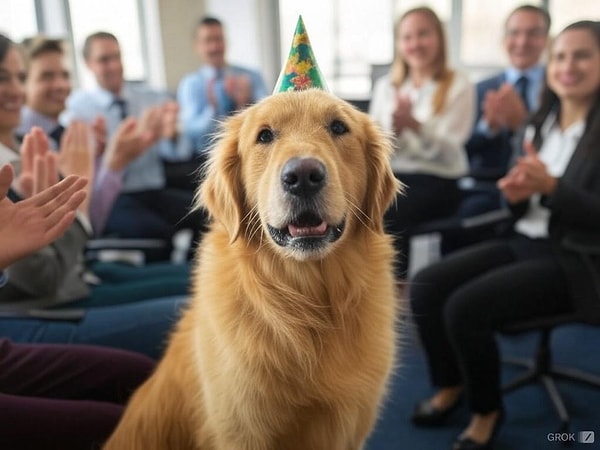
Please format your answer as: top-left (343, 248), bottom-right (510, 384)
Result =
top-left (257, 128), bottom-right (275, 144)
top-left (329, 120), bottom-right (349, 136)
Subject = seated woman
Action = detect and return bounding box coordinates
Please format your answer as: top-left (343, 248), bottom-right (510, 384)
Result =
top-left (0, 165), bottom-right (155, 450)
top-left (369, 6), bottom-right (475, 279)
top-left (0, 33), bottom-right (188, 359)
top-left (408, 20), bottom-right (600, 450)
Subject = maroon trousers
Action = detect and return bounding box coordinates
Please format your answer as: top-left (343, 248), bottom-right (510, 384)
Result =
top-left (0, 339), bottom-right (154, 449)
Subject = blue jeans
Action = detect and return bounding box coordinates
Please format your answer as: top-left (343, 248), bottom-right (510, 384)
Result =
top-left (0, 296), bottom-right (189, 359)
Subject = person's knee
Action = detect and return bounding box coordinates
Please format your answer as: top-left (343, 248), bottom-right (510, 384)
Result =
top-left (443, 289), bottom-right (485, 342)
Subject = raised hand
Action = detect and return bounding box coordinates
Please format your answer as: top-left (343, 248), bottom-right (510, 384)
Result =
top-left (225, 74), bottom-right (252, 109)
top-left (483, 83), bottom-right (527, 133)
top-left (392, 94), bottom-right (419, 135)
top-left (92, 115), bottom-right (108, 157)
top-left (18, 127), bottom-right (59, 199)
top-left (0, 163), bottom-right (88, 269)
top-left (137, 105), bottom-right (163, 145)
top-left (497, 140), bottom-right (557, 203)
top-left (102, 117), bottom-right (155, 172)
top-left (58, 121), bottom-right (95, 180)
top-left (161, 100), bottom-right (180, 140)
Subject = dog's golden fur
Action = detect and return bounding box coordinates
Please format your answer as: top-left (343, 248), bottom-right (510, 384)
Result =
top-left (103, 89), bottom-right (402, 450)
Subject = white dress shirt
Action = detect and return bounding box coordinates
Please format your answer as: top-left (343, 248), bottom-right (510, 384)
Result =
top-left (515, 115), bottom-right (584, 238)
top-left (369, 71), bottom-right (475, 178)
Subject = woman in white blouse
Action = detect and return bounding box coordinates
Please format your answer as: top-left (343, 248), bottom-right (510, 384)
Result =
top-left (409, 20), bottom-right (600, 450)
top-left (369, 6), bottom-right (475, 279)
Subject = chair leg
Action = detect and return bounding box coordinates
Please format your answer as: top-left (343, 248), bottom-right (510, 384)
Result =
top-left (551, 366), bottom-right (600, 388)
top-left (502, 355), bottom-right (540, 392)
top-left (540, 374), bottom-right (570, 429)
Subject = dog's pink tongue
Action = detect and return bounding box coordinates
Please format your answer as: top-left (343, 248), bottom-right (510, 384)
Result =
top-left (288, 221), bottom-right (327, 237)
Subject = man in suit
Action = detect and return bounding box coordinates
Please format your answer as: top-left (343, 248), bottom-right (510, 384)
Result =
top-left (466, 5), bottom-right (551, 179)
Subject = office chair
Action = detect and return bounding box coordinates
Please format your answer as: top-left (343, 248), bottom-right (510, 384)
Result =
top-left (501, 236), bottom-right (600, 434)
top-left (500, 313), bottom-right (600, 433)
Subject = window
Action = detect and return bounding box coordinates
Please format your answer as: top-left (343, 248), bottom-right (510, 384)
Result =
top-left (460, 0), bottom-right (542, 68)
top-left (68, 0), bottom-right (146, 87)
top-left (279, 0), bottom-right (600, 99)
top-left (549, 0), bottom-right (600, 34)
top-left (279, 0), bottom-right (394, 99)
top-left (0, 0), bottom-right (37, 43)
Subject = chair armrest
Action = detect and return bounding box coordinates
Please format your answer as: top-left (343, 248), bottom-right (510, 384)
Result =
top-left (460, 208), bottom-right (512, 229)
top-left (0, 308), bottom-right (85, 321)
top-left (561, 232), bottom-right (600, 255)
top-left (85, 238), bottom-right (170, 266)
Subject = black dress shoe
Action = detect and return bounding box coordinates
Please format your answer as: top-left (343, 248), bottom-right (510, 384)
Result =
top-left (411, 395), bottom-right (462, 427)
top-left (452, 409), bottom-right (505, 450)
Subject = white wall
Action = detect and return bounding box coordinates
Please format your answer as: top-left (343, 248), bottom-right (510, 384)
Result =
top-left (206, 0), bottom-right (280, 91)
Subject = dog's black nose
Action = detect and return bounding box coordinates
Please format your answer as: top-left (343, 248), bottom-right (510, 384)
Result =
top-left (281, 157), bottom-right (327, 197)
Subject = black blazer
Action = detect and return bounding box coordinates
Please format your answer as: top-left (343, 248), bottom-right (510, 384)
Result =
top-left (547, 117), bottom-right (600, 322)
top-left (511, 109), bottom-right (600, 322)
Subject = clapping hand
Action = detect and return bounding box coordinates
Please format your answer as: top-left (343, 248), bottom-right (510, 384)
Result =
top-left (483, 83), bottom-right (528, 133)
top-left (224, 74), bottom-right (252, 109)
top-left (497, 141), bottom-right (557, 203)
top-left (18, 127), bottom-right (59, 199)
top-left (161, 100), bottom-right (180, 140)
top-left (102, 117), bottom-right (156, 172)
top-left (392, 94), bottom-right (419, 135)
top-left (0, 162), bottom-right (88, 268)
top-left (58, 121), bottom-right (95, 180)
top-left (137, 106), bottom-right (163, 145)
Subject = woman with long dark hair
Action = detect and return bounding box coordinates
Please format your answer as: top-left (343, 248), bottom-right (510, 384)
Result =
top-left (409, 20), bottom-right (600, 450)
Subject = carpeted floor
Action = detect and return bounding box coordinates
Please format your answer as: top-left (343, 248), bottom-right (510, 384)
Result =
top-left (366, 319), bottom-right (600, 450)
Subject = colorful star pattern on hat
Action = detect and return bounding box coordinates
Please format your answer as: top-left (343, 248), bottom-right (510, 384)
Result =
top-left (273, 15), bottom-right (328, 93)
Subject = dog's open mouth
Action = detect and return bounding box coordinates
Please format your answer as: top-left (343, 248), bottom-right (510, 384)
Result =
top-left (267, 211), bottom-right (345, 252)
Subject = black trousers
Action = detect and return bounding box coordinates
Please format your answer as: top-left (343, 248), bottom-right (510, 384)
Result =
top-left (385, 173), bottom-right (462, 279)
top-left (409, 233), bottom-right (573, 413)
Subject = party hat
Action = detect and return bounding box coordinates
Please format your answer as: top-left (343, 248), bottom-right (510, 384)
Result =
top-left (273, 15), bottom-right (329, 93)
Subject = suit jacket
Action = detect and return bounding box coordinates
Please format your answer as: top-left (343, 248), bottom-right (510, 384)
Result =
top-left (465, 72), bottom-right (514, 177)
top-left (510, 112), bottom-right (600, 322)
top-left (547, 120), bottom-right (600, 322)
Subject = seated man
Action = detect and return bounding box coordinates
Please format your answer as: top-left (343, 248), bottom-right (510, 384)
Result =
top-left (173, 16), bottom-right (268, 190)
top-left (61, 31), bottom-right (204, 245)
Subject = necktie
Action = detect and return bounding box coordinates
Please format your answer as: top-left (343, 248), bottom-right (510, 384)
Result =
top-left (50, 125), bottom-right (65, 146)
top-left (113, 98), bottom-right (128, 120)
top-left (515, 76), bottom-right (530, 111)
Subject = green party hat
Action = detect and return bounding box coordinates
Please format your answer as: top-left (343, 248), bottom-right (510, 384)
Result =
top-left (273, 15), bottom-right (329, 93)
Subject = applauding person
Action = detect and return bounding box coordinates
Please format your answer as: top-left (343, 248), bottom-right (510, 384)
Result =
top-left (409, 20), bottom-right (600, 450)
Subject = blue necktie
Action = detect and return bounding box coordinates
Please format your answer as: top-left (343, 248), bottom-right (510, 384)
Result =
top-left (515, 76), bottom-right (530, 111)
top-left (113, 98), bottom-right (128, 119)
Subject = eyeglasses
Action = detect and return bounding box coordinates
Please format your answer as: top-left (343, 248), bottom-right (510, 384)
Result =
top-left (505, 28), bottom-right (547, 40)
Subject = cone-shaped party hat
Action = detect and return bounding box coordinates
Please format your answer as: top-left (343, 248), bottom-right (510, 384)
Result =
top-left (273, 15), bottom-right (329, 93)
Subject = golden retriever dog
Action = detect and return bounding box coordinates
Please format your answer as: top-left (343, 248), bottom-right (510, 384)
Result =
top-left (103, 89), bottom-right (401, 450)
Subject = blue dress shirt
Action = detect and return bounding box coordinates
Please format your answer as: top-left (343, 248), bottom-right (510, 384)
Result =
top-left (61, 81), bottom-right (185, 193)
top-left (177, 65), bottom-right (268, 154)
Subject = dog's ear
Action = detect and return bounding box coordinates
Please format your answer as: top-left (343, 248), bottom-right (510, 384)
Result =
top-left (197, 114), bottom-right (245, 243)
top-left (363, 117), bottom-right (402, 233)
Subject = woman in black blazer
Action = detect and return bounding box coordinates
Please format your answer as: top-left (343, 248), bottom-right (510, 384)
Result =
top-left (408, 20), bottom-right (600, 450)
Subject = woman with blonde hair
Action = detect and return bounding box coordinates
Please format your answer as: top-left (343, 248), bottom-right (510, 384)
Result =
top-left (369, 6), bottom-right (475, 279)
